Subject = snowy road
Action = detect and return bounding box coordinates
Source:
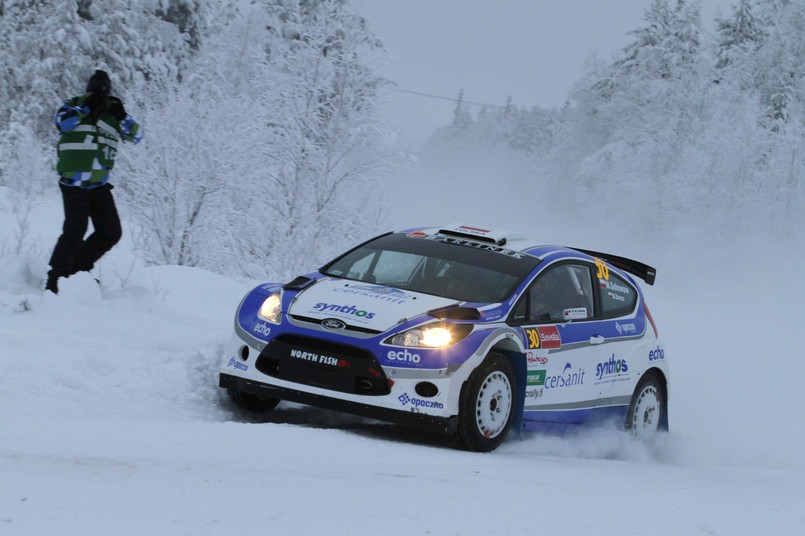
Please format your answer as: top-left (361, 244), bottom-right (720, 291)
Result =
top-left (1, 193), bottom-right (803, 535)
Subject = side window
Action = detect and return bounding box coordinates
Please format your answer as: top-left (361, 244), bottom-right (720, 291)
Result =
top-left (517, 264), bottom-right (594, 324)
top-left (597, 269), bottom-right (637, 317)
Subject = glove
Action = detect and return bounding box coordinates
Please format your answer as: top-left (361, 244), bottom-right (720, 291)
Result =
top-left (84, 92), bottom-right (106, 113)
top-left (106, 96), bottom-right (127, 121)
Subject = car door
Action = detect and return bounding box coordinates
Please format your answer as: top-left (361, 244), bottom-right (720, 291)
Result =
top-left (512, 260), bottom-right (637, 425)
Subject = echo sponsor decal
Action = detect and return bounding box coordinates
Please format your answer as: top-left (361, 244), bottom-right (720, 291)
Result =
top-left (398, 392), bottom-right (444, 409)
top-left (387, 348), bottom-right (421, 363)
top-left (649, 346), bottom-right (665, 361)
top-left (253, 322), bottom-right (272, 337)
top-left (595, 354), bottom-right (629, 384)
top-left (227, 356), bottom-right (248, 372)
top-left (311, 302), bottom-right (375, 319)
top-left (525, 326), bottom-right (561, 350)
top-left (545, 363), bottom-right (585, 389)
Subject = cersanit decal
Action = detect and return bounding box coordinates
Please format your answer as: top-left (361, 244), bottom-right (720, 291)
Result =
top-left (312, 302), bottom-right (375, 319)
top-left (397, 392), bottom-right (444, 409)
top-left (649, 346), bottom-right (665, 361)
top-left (253, 322), bottom-right (272, 337)
top-left (335, 284), bottom-right (411, 304)
top-left (545, 363), bottom-right (585, 389)
top-left (595, 354), bottom-right (629, 383)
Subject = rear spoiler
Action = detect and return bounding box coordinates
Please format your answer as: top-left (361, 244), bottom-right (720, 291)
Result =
top-left (569, 247), bottom-right (657, 285)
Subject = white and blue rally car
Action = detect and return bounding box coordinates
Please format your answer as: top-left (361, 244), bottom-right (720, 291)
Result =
top-left (219, 224), bottom-right (668, 451)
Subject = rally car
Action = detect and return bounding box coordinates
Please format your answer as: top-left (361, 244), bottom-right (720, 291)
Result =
top-left (219, 224), bottom-right (668, 451)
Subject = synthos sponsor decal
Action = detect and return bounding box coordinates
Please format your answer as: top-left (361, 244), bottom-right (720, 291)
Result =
top-left (311, 302), bottom-right (375, 320)
top-left (289, 348), bottom-right (349, 369)
top-left (227, 356), bottom-right (248, 372)
top-left (398, 392), bottom-right (444, 409)
top-left (545, 363), bottom-right (585, 389)
top-left (595, 354), bottom-right (629, 384)
top-left (649, 345), bottom-right (665, 361)
top-left (525, 326), bottom-right (561, 350)
top-left (253, 322), bottom-right (272, 337)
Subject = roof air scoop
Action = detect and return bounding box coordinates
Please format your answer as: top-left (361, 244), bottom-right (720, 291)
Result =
top-left (437, 224), bottom-right (508, 246)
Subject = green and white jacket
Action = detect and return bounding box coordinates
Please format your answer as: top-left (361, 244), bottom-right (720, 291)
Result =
top-left (55, 95), bottom-right (142, 188)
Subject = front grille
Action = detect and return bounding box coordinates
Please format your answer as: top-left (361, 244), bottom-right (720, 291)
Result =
top-left (289, 315), bottom-right (383, 335)
top-left (255, 334), bottom-right (390, 396)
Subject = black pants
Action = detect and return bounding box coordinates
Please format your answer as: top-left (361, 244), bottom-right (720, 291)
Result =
top-left (49, 182), bottom-right (122, 278)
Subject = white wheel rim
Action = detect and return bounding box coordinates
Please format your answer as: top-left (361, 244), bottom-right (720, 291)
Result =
top-left (474, 371), bottom-right (513, 439)
top-left (630, 384), bottom-right (661, 439)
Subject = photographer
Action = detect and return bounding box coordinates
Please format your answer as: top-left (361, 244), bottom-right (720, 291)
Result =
top-left (45, 69), bottom-right (143, 294)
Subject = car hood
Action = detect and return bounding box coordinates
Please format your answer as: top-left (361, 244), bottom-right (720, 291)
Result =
top-left (288, 278), bottom-right (457, 331)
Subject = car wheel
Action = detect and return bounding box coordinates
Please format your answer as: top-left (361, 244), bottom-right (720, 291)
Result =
top-left (456, 352), bottom-right (516, 452)
top-left (625, 372), bottom-right (664, 439)
top-left (227, 387), bottom-right (280, 413)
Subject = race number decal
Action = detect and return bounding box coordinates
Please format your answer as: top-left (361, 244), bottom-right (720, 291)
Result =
top-left (525, 328), bottom-right (541, 349)
top-left (595, 258), bottom-right (609, 280)
top-left (524, 326), bottom-right (561, 350)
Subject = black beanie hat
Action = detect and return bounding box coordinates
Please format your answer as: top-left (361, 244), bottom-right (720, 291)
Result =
top-left (86, 69), bottom-right (111, 94)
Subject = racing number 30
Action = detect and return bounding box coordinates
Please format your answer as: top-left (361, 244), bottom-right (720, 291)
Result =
top-left (525, 328), bottom-right (540, 349)
top-left (595, 258), bottom-right (609, 280)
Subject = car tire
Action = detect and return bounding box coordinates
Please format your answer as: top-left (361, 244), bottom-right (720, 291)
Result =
top-left (456, 352), bottom-right (516, 452)
top-left (227, 387), bottom-right (280, 413)
top-left (625, 371), bottom-right (664, 439)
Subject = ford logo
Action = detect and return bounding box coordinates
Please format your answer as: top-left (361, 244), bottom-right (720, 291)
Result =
top-left (321, 318), bottom-right (346, 330)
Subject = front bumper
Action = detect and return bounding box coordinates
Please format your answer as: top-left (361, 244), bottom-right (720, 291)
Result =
top-left (220, 373), bottom-right (459, 434)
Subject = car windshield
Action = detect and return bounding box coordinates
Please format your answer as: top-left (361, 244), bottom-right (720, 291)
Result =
top-left (321, 233), bottom-right (541, 303)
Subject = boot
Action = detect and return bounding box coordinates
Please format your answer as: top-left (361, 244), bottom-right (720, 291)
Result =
top-left (45, 270), bottom-right (60, 294)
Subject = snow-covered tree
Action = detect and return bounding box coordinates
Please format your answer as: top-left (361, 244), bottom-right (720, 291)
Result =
top-left (122, 0), bottom-right (392, 279)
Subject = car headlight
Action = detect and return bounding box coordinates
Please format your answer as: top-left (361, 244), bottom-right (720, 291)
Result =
top-left (258, 292), bottom-right (282, 324)
top-left (386, 323), bottom-right (472, 348)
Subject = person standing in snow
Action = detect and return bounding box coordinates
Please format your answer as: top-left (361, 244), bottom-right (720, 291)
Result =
top-left (45, 69), bottom-right (143, 294)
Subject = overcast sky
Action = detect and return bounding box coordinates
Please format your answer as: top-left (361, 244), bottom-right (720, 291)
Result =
top-left (357, 0), bottom-right (735, 147)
